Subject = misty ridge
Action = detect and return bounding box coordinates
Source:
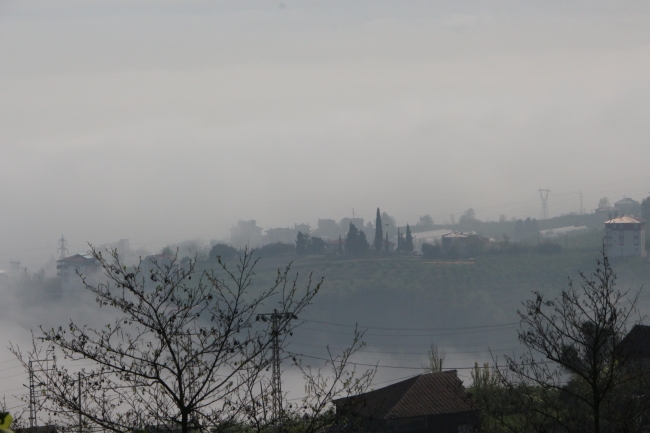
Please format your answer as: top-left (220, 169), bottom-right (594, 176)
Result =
top-left (4, 195), bottom-right (650, 354)
top-left (3, 195), bottom-right (650, 433)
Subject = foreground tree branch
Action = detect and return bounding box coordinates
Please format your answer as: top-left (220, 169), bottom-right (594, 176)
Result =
top-left (12, 247), bottom-right (374, 433)
top-left (481, 247), bottom-right (650, 433)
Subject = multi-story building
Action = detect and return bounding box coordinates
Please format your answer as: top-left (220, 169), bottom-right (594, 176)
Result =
top-left (614, 197), bottom-right (642, 218)
top-left (604, 215), bottom-right (646, 258)
top-left (57, 253), bottom-right (100, 282)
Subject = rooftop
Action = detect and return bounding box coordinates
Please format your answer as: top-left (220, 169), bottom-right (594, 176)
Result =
top-left (57, 253), bottom-right (94, 263)
top-left (442, 232), bottom-right (470, 239)
top-left (618, 325), bottom-right (650, 359)
top-left (615, 197), bottom-right (640, 205)
top-left (605, 216), bottom-right (646, 224)
top-left (334, 371), bottom-right (476, 419)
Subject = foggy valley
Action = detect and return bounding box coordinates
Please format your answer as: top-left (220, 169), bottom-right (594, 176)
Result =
top-left (2, 2), bottom-right (650, 433)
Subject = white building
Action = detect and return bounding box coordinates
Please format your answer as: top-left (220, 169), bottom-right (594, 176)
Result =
top-left (57, 253), bottom-right (99, 282)
top-left (540, 226), bottom-right (588, 239)
top-left (604, 216), bottom-right (646, 258)
top-left (412, 229), bottom-right (454, 253)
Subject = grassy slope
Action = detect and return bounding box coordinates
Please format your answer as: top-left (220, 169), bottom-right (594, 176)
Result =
top-left (197, 232), bottom-right (650, 362)
top-left (197, 232), bottom-right (650, 356)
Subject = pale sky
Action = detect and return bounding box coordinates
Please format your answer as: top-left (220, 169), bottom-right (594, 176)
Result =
top-left (2, 0), bottom-right (650, 267)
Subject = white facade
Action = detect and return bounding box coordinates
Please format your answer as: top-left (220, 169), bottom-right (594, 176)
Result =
top-left (604, 216), bottom-right (646, 258)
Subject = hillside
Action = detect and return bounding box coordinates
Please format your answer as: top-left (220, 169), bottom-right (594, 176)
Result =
top-left (198, 232), bottom-right (650, 377)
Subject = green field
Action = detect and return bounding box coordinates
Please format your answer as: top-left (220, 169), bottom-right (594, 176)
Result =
top-left (198, 230), bottom-right (650, 355)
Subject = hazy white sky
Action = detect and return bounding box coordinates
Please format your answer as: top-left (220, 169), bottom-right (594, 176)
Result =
top-left (2, 0), bottom-right (650, 266)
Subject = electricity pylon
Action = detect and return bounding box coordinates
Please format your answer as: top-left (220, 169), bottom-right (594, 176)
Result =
top-left (538, 189), bottom-right (550, 219)
top-left (256, 310), bottom-right (297, 433)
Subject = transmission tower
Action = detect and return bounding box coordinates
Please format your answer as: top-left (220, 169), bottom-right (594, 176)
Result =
top-left (256, 310), bottom-right (297, 433)
top-left (538, 189), bottom-right (550, 219)
top-left (28, 355), bottom-right (54, 430)
top-left (57, 235), bottom-right (68, 259)
top-left (580, 191), bottom-right (584, 215)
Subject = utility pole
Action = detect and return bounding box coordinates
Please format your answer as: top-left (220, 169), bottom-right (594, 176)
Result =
top-left (256, 310), bottom-right (298, 433)
top-left (78, 372), bottom-right (82, 433)
top-left (538, 189), bottom-right (550, 219)
top-left (580, 191), bottom-right (584, 215)
top-left (29, 361), bottom-right (35, 430)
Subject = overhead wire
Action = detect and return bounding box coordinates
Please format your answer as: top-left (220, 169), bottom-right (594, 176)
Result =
top-left (300, 319), bottom-right (520, 332)
top-left (295, 324), bottom-right (518, 338)
top-left (287, 339), bottom-right (521, 356)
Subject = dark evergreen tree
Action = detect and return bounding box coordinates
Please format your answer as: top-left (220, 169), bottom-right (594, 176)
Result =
top-left (385, 232), bottom-right (389, 252)
top-left (208, 243), bottom-right (238, 260)
top-left (374, 208), bottom-right (383, 252)
top-left (306, 237), bottom-right (326, 254)
top-left (642, 196), bottom-right (650, 221)
top-left (346, 223), bottom-right (369, 255)
top-left (358, 230), bottom-right (370, 254)
top-left (295, 231), bottom-right (307, 256)
top-left (338, 234), bottom-right (343, 255)
top-left (396, 228), bottom-right (403, 252)
top-left (405, 224), bottom-right (414, 253)
top-left (346, 223), bottom-right (358, 255)
top-left (514, 219), bottom-right (524, 240)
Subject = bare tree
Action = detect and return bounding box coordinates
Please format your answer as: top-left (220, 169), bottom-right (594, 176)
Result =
top-left (486, 249), bottom-right (650, 433)
top-left (12, 248), bottom-right (374, 433)
top-left (421, 343), bottom-right (445, 373)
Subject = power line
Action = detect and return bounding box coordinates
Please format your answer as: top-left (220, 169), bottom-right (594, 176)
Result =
top-left (291, 351), bottom-right (556, 372)
top-left (295, 324), bottom-right (518, 338)
top-left (0, 365), bottom-right (23, 373)
top-left (301, 319), bottom-right (519, 332)
top-left (289, 339), bottom-right (521, 356)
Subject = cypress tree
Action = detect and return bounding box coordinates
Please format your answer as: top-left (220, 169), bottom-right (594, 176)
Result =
top-left (295, 231), bottom-right (307, 255)
top-left (358, 230), bottom-right (370, 253)
top-left (374, 208), bottom-right (383, 252)
top-left (405, 224), bottom-right (414, 253)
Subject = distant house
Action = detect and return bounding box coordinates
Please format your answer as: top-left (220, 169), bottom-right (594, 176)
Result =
top-left (383, 238), bottom-right (396, 252)
top-left (441, 232), bottom-right (488, 257)
top-left (615, 197), bottom-right (642, 218)
top-left (604, 215), bottom-right (646, 258)
top-left (266, 227), bottom-right (300, 244)
top-left (230, 220), bottom-right (264, 248)
top-left (56, 253), bottom-right (99, 282)
top-left (595, 205), bottom-right (618, 222)
top-left (313, 219), bottom-right (340, 238)
top-left (326, 238), bottom-right (346, 254)
top-left (412, 230), bottom-right (454, 253)
top-left (294, 223), bottom-right (311, 234)
top-left (618, 324), bottom-right (650, 364)
top-left (334, 371), bottom-right (479, 433)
